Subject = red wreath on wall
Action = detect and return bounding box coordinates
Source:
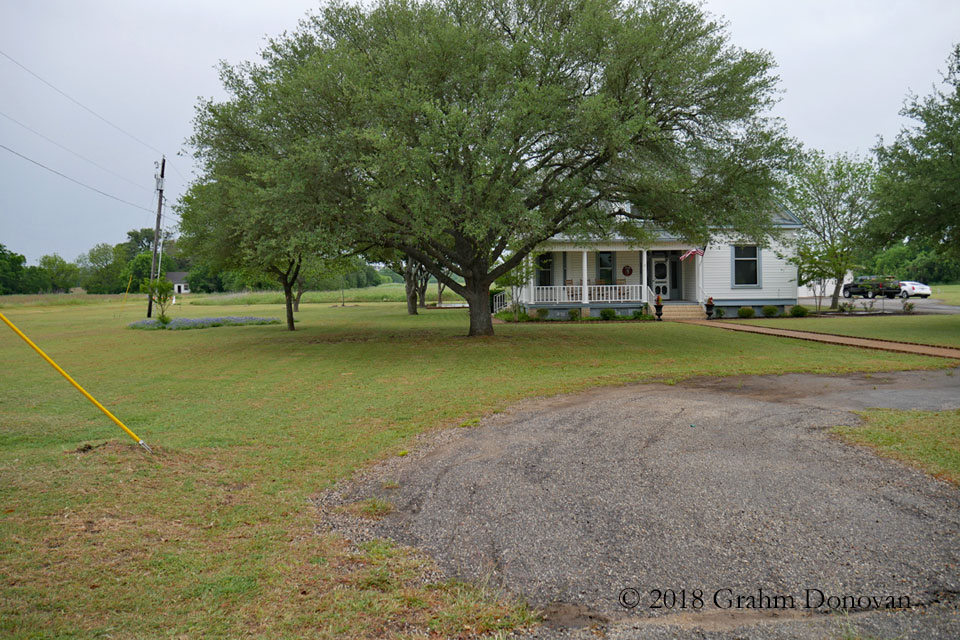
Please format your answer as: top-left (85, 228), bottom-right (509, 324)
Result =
top-left (622, 265), bottom-right (633, 276)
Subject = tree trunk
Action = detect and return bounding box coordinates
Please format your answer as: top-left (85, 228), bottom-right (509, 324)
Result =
top-left (465, 281), bottom-right (494, 336)
top-left (417, 274), bottom-right (429, 309)
top-left (403, 260), bottom-right (418, 315)
top-left (283, 280), bottom-right (296, 331)
top-left (830, 278), bottom-right (843, 310)
top-left (294, 275), bottom-right (305, 312)
top-left (437, 280), bottom-right (445, 306)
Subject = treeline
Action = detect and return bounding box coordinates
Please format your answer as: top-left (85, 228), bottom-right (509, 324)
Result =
top-left (0, 228), bottom-right (181, 295)
top-left (858, 243), bottom-right (960, 284)
top-left (0, 228), bottom-right (397, 296)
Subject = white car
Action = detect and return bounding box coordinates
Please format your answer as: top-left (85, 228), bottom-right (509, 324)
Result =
top-left (899, 281), bottom-right (931, 299)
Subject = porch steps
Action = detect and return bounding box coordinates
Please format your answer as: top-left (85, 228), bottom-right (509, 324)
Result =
top-left (658, 303), bottom-right (706, 321)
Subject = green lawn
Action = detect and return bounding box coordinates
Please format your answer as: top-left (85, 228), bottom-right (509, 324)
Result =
top-left (932, 283), bottom-right (960, 306)
top-left (743, 314), bottom-right (960, 348)
top-left (189, 282), bottom-right (466, 306)
top-left (834, 409), bottom-right (960, 486)
top-left (0, 299), bottom-right (954, 638)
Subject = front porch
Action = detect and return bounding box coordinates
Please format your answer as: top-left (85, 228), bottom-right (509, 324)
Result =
top-left (522, 247), bottom-right (704, 310)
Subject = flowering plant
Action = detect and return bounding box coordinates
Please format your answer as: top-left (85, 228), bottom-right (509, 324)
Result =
top-left (129, 316), bottom-right (281, 331)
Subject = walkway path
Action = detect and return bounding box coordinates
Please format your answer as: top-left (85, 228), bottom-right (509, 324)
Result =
top-left (677, 319), bottom-right (960, 360)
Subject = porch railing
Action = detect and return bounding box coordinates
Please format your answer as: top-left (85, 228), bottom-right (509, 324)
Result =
top-left (492, 291), bottom-right (509, 313)
top-left (533, 285), bottom-right (645, 303)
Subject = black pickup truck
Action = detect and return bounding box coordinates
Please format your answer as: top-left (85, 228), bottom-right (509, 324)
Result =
top-left (842, 275), bottom-right (901, 299)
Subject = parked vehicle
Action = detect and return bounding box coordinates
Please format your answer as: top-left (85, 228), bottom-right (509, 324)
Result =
top-left (842, 275), bottom-right (901, 299)
top-left (899, 281), bottom-right (931, 299)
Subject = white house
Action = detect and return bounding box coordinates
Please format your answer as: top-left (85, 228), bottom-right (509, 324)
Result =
top-left (516, 210), bottom-right (802, 318)
top-left (166, 272), bottom-right (191, 294)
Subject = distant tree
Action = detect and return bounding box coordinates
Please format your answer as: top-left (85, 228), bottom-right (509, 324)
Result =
top-left (186, 262), bottom-right (225, 293)
top-left (377, 266), bottom-right (403, 284)
top-left (293, 254), bottom-right (354, 310)
top-left (38, 254), bottom-right (80, 292)
top-left (784, 150), bottom-right (876, 309)
top-left (22, 267), bottom-right (52, 294)
top-left (122, 228), bottom-right (161, 261)
top-left (0, 244), bottom-right (26, 294)
top-left (873, 44), bottom-right (960, 259)
top-left (81, 243), bottom-right (127, 294)
top-left (121, 252), bottom-right (176, 291)
top-left (860, 242), bottom-right (960, 284)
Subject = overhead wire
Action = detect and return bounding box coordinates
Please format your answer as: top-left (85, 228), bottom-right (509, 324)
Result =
top-left (0, 47), bottom-right (165, 156)
top-left (0, 109), bottom-right (152, 193)
top-left (0, 142), bottom-right (155, 214)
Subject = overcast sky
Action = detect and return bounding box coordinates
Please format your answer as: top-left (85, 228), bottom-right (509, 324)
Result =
top-left (1, 1), bottom-right (957, 264)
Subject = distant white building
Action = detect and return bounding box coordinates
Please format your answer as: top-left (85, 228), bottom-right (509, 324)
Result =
top-left (166, 271), bottom-right (191, 294)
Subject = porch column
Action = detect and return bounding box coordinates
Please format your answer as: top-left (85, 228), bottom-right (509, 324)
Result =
top-left (641, 249), bottom-right (648, 303)
top-left (581, 249), bottom-right (589, 305)
top-left (697, 251), bottom-right (704, 303)
top-left (527, 255), bottom-right (536, 303)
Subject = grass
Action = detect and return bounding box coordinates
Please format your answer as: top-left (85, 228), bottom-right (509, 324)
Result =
top-left (0, 298), bottom-right (955, 638)
top-left (932, 283), bottom-right (960, 306)
top-left (0, 293), bottom-right (143, 308)
top-left (742, 314), bottom-right (960, 348)
top-left (190, 282), bottom-right (466, 306)
top-left (834, 409), bottom-right (960, 486)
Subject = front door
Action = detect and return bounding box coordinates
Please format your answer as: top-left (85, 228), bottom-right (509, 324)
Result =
top-left (652, 256), bottom-right (670, 299)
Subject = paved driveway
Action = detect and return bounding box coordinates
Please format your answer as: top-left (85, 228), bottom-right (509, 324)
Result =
top-left (323, 369), bottom-right (960, 639)
top-left (799, 296), bottom-right (960, 314)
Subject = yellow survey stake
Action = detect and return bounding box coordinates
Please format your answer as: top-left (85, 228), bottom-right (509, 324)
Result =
top-left (0, 312), bottom-right (152, 453)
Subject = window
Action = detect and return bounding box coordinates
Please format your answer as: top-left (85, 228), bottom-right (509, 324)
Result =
top-left (596, 251), bottom-right (614, 285)
top-left (537, 253), bottom-right (553, 287)
top-left (733, 246), bottom-right (759, 286)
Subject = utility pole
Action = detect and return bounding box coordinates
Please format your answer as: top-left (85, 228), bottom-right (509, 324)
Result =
top-left (147, 156), bottom-right (165, 318)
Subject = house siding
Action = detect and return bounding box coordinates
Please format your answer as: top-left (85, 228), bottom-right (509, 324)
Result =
top-left (702, 235), bottom-right (797, 302)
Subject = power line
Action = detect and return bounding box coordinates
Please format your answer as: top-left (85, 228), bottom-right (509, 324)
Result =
top-left (0, 142), bottom-right (155, 214)
top-left (0, 47), bottom-right (164, 156)
top-left (0, 110), bottom-right (152, 193)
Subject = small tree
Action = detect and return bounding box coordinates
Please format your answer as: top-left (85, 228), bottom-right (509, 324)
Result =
top-left (140, 277), bottom-right (175, 324)
top-left (784, 150), bottom-right (876, 309)
top-left (494, 254), bottom-right (539, 321)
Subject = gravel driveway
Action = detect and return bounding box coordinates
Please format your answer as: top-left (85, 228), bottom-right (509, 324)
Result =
top-left (320, 368), bottom-right (960, 639)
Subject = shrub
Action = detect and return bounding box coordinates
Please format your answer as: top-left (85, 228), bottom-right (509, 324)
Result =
top-left (762, 305), bottom-right (779, 318)
top-left (737, 306), bottom-right (755, 318)
top-left (789, 304), bottom-right (809, 317)
top-left (901, 300), bottom-right (915, 314)
top-left (714, 308), bottom-right (725, 319)
top-left (599, 308), bottom-right (617, 321)
top-left (838, 302), bottom-right (854, 314)
top-left (568, 308), bottom-right (581, 321)
top-left (535, 308), bottom-right (549, 320)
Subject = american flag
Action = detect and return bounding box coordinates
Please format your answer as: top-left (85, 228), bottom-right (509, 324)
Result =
top-left (679, 248), bottom-right (704, 261)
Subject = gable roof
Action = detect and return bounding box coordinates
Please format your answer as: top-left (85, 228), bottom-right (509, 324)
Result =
top-left (166, 271), bottom-right (189, 285)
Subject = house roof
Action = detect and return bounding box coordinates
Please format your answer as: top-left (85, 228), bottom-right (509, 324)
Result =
top-left (166, 271), bottom-right (189, 285)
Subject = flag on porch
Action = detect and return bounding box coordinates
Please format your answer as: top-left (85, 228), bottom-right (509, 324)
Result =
top-left (679, 248), bottom-right (704, 261)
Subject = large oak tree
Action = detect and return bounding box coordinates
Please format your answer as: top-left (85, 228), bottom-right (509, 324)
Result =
top-left (184, 0), bottom-right (791, 335)
top-left (873, 44), bottom-right (960, 259)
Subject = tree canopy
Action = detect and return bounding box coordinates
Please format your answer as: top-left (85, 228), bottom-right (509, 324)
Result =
top-left (183, 0), bottom-right (792, 335)
top-left (873, 44), bottom-right (960, 259)
top-left (784, 150), bottom-right (876, 308)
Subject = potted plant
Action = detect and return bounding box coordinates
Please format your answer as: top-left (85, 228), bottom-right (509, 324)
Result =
top-left (705, 296), bottom-right (715, 319)
top-left (654, 294), bottom-right (663, 321)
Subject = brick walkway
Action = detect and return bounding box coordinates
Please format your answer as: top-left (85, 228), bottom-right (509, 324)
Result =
top-left (677, 319), bottom-right (960, 360)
